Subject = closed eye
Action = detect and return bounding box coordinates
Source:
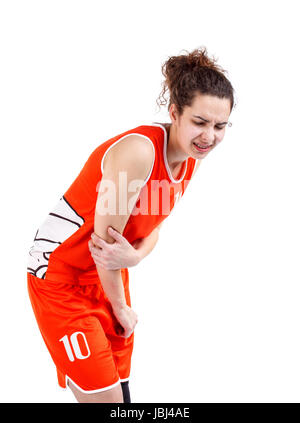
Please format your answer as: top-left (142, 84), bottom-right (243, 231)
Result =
top-left (193, 121), bottom-right (224, 130)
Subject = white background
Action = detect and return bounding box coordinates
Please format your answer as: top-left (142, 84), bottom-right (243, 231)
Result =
top-left (0, 0), bottom-right (299, 403)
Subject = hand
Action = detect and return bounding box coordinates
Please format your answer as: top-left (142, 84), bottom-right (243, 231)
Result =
top-left (112, 303), bottom-right (138, 338)
top-left (88, 227), bottom-right (141, 270)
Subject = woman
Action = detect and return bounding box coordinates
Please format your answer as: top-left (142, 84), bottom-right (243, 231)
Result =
top-left (27, 46), bottom-right (235, 403)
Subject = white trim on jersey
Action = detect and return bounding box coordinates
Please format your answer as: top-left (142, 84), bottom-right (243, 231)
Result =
top-left (149, 122), bottom-right (188, 184)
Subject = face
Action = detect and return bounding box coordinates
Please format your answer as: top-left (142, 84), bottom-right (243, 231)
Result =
top-left (169, 93), bottom-right (231, 159)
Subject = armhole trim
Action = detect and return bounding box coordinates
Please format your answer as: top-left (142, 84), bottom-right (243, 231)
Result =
top-left (100, 133), bottom-right (155, 188)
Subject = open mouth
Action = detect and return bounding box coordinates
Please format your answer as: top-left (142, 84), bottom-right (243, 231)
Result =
top-left (193, 142), bottom-right (211, 152)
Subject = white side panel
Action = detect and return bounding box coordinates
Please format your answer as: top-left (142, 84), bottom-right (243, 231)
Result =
top-left (27, 196), bottom-right (84, 279)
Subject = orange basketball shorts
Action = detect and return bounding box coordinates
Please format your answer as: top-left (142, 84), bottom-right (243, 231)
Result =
top-left (27, 270), bottom-right (134, 394)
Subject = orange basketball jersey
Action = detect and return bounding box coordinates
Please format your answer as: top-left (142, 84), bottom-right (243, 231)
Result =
top-left (27, 123), bottom-right (198, 284)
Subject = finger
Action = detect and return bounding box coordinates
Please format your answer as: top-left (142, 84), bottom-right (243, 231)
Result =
top-left (90, 253), bottom-right (104, 265)
top-left (90, 244), bottom-right (103, 256)
top-left (88, 240), bottom-right (97, 250)
top-left (122, 330), bottom-right (130, 339)
top-left (108, 226), bottom-right (126, 243)
top-left (91, 233), bottom-right (108, 249)
top-left (125, 330), bottom-right (133, 339)
top-left (89, 238), bottom-right (99, 250)
top-left (90, 244), bottom-right (103, 257)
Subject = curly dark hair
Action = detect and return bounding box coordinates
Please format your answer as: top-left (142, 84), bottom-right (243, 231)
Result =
top-left (156, 46), bottom-right (235, 116)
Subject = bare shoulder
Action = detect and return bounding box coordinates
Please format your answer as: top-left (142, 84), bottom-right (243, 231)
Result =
top-left (103, 134), bottom-right (155, 173)
top-left (113, 134), bottom-right (154, 164)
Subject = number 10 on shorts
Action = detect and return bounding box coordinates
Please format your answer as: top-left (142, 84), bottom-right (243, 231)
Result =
top-left (59, 332), bottom-right (91, 362)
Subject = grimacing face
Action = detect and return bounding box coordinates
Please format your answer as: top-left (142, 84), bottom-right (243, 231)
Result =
top-left (170, 94), bottom-right (232, 160)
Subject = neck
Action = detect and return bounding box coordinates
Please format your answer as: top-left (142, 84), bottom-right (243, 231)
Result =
top-left (166, 123), bottom-right (188, 170)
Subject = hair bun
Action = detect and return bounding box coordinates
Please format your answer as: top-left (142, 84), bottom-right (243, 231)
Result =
top-left (184, 46), bottom-right (225, 72)
top-left (156, 46), bottom-right (234, 115)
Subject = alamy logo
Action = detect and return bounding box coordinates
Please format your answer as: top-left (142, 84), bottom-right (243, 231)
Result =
top-left (96, 172), bottom-right (189, 216)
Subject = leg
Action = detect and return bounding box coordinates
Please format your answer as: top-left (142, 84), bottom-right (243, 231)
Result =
top-left (68, 379), bottom-right (124, 403)
top-left (27, 275), bottom-right (122, 400)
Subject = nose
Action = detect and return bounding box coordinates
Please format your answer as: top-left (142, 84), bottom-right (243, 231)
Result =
top-left (201, 128), bottom-right (214, 145)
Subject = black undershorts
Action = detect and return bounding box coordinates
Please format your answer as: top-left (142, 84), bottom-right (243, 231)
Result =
top-left (121, 380), bottom-right (131, 403)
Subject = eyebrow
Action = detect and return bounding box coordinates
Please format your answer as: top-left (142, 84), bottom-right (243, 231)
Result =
top-left (192, 115), bottom-right (228, 125)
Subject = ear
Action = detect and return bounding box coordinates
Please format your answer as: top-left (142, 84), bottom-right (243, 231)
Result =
top-left (169, 103), bottom-right (179, 124)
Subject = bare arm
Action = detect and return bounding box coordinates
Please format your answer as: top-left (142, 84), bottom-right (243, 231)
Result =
top-left (88, 221), bottom-right (164, 270)
top-left (94, 135), bottom-right (154, 336)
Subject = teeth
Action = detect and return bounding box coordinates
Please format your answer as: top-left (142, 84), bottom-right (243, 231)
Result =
top-left (195, 143), bottom-right (209, 149)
